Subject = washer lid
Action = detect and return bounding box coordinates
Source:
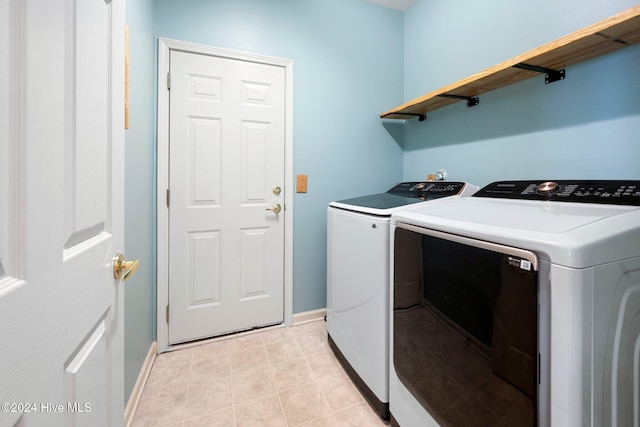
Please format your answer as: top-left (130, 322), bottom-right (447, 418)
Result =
top-left (393, 196), bottom-right (640, 268)
top-left (330, 181), bottom-right (476, 216)
top-left (331, 192), bottom-right (429, 211)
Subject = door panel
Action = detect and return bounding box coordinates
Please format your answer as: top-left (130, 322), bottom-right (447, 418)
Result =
top-left (241, 227), bottom-right (269, 298)
top-left (0, 0), bottom-right (125, 426)
top-left (168, 50), bottom-right (285, 344)
top-left (70, 0), bottom-right (109, 237)
top-left (191, 118), bottom-right (222, 203)
top-left (64, 316), bottom-right (110, 427)
top-left (189, 231), bottom-right (221, 306)
top-left (0, 0), bottom-right (21, 293)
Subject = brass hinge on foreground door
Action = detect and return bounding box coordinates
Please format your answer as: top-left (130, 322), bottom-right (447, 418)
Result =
top-left (166, 305), bottom-right (169, 323)
top-left (166, 72), bottom-right (171, 90)
top-left (166, 189), bottom-right (170, 207)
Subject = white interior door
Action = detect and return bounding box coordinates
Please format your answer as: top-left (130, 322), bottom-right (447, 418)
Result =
top-left (0, 1), bottom-right (125, 426)
top-left (167, 49), bottom-right (286, 344)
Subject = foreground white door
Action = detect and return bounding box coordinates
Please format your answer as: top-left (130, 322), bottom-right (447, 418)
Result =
top-left (167, 49), bottom-right (287, 344)
top-left (0, 1), bottom-right (125, 426)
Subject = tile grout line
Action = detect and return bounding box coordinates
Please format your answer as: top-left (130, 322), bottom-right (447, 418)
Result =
top-left (180, 348), bottom-right (195, 427)
top-left (262, 337), bottom-right (286, 427)
top-left (265, 332), bottom-right (295, 426)
top-left (272, 379), bottom-right (290, 426)
top-left (225, 342), bottom-right (237, 427)
top-left (298, 329), bottom-right (337, 425)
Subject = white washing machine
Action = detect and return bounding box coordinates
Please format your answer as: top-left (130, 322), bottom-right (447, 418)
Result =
top-left (389, 180), bottom-right (640, 427)
top-left (326, 181), bottom-right (478, 420)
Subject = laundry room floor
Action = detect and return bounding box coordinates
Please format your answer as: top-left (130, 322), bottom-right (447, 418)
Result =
top-left (131, 320), bottom-right (387, 426)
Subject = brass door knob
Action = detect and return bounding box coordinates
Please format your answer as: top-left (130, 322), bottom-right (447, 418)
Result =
top-left (266, 203), bottom-right (282, 214)
top-left (113, 253), bottom-right (139, 281)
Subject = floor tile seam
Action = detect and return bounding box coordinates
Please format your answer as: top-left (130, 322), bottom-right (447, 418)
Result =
top-left (160, 346), bottom-right (195, 366)
top-left (229, 366), bottom-right (279, 407)
top-left (228, 366), bottom-right (239, 427)
top-left (270, 389), bottom-right (290, 427)
top-left (229, 390), bottom-right (288, 427)
top-left (275, 330), bottom-right (332, 422)
top-left (229, 355), bottom-right (276, 377)
top-left (275, 382), bottom-right (330, 427)
top-left (331, 399), bottom-right (372, 416)
top-left (229, 357), bottom-right (271, 374)
top-left (313, 369), bottom-right (343, 390)
top-left (271, 375), bottom-right (319, 395)
top-left (265, 349), bottom-right (292, 367)
top-left (156, 354), bottom-right (192, 426)
top-left (306, 378), bottom-right (334, 422)
top-left (261, 331), bottom-right (291, 346)
top-left (181, 357), bottom-right (235, 423)
top-left (264, 340), bottom-right (305, 364)
top-left (315, 374), bottom-right (340, 414)
top-left (231, 396), bottom-right (238, 427)
top-left (191, 344), bottom-right (232, 364)
top-left (292, 412), bottom-right (339, 427)
top-left (316, 370), bottom-right (368, 414)
top-left (180, 403), bottom-right (235, 426)
top-left (266, 341), bottom-right (316, 392)
top-left (190, 366), bottom-right (234, 385)
top-left (297, 337), bottom-right (330, 380)
top-left (266, 354), bottom-right (303, 368)
top-left (229, 342), bottom-right (268, 362)
top-left (180, 366), bottom-right (201, 426)
top-left (268, 352), bottom-right (313, 371)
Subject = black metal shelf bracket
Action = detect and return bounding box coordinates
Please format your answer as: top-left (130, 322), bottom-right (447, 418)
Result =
top-left (437, 94), bottom-right (480, 107)
top-left (513, 63), bottom-right (566, 84)
top-left (391, 112), bottom-right (427, 121)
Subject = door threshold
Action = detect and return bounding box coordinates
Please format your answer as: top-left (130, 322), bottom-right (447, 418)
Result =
top-left (165, 322), bottom-right (285, 353)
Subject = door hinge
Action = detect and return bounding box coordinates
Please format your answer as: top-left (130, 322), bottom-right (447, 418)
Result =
top-left (166, 189), bottom-right (170, 207)
top-left (166, 305), bottom-right (169, 323)
top-left (166, 72), bottom-right (171, 90)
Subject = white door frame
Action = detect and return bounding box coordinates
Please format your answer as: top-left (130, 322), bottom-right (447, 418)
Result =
top-left (156, 38), bottom-right (294, 352)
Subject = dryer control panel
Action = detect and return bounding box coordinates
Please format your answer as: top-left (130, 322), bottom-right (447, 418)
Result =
top-left (474, 180), bottom-right (640, 205)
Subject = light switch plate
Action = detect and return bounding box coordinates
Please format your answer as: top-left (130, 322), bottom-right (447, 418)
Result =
top-left (296, 174), bottom-right (308, 193)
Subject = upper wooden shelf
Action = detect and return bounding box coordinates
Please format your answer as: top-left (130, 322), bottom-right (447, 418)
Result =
top-left (381, 5), bottom-right (640, 120)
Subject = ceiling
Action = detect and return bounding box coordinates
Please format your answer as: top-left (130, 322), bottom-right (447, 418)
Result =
top-left (365, 0), bottom-right (416, 11)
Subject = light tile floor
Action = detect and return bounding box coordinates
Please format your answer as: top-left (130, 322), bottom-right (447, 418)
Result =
top-left (132, 320), bottom-right (388, 426)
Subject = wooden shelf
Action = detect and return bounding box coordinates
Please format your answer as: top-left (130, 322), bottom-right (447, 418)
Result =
top-left (381, 5), bottom-right (640, 120)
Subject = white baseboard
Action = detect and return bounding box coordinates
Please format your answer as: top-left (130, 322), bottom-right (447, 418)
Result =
top-left (124, 341), bottom-right (157, 427)
top-left (292, 308), bottom-right (326, 325)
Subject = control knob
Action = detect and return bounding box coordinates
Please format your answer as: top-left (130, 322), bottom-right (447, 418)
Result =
top-left (537, 181), bottom-right (559, 195)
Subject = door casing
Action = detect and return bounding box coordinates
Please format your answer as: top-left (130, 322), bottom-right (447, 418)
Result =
top-left (156, 38), bottom-right (294, 352)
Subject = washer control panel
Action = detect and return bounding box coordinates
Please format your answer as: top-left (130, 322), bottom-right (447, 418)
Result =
top-left (389, 181), bottom-right (467, 198)
top-left (474, 180), bottom-right (640, 205)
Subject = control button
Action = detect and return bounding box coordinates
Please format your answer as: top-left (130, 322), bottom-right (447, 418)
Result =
top-left (537, 181), bottom-right (559, 195)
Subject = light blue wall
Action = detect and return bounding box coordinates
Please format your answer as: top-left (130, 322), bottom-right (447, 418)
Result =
top-left (124, 0), bottom-right (156, 402)
top-left (154, 0), bottom-right (405, 312)
top-left (402, 0), bottom-right (640, 187)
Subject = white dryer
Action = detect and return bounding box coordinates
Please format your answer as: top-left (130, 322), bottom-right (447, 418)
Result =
top-left (389, 180), bottom-right (640, 427)
top-left (326, 181), bottom-right (478, 420)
